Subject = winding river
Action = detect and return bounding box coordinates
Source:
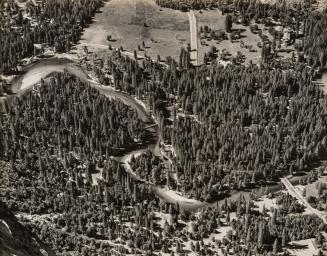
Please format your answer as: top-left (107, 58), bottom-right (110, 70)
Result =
top-left (5, 57), bottom-right (209, 209)
top-left (4, 57), bottom-right (314, 211)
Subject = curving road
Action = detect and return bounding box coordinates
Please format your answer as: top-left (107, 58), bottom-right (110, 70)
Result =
top-left (188, 10), bottom-right (199, 66)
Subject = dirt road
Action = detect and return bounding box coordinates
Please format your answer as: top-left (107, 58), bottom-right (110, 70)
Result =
top-left (281, 177), bottom-right (327, 224)
top-left (188, 10), bottom-right (198, 66)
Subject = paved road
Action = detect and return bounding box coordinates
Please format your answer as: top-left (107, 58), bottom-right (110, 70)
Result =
top-left (281, 177), bottom-right (327, 224)
top-left (187, 10), bottom-right (199, 66)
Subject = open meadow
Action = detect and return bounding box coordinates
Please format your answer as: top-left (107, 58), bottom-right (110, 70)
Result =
top-left (80, 0), bottom-right (190, 61)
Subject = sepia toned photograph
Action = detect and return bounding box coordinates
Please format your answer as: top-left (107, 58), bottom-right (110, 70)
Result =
top-left (1, 0), bottom-right (327, 255)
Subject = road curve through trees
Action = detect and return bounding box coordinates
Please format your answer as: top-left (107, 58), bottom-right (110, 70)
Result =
top-left (188, 10), bottom-right (199, 66)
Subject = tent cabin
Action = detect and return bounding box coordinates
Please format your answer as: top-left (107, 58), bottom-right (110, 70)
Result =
top-left (33, 43), bottom-right (44, 56)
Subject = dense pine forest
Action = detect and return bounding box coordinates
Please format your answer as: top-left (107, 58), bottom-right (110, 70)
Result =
top-left (1, 0), bottom-right (327, 255)
top-left (129, 151), bottom-right (167, 185)
top-left (155, 0), bottom-right (217, 11)
top-left (0, 0), bottom-right (103, 73)
top-left (170, 64), bottom-right (327, 200)
top-left (0, 72), bottom-right (146, 214)
top-left (99, 46), bottom-right (327, 201)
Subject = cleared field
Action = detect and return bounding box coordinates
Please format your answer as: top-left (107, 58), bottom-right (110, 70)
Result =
top-left (195, 9), bottom-right (294, 65)
top-left (195, 9), bottom-right (261, 65)
top-left (80, 0), bottom-right (190, 61)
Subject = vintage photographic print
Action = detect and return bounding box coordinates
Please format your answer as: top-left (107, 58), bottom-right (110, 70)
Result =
top-left (0, 0), bottom-right (327, 255)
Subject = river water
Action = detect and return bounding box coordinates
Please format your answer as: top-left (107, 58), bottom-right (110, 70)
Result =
top-left (6, 57), bottom-right (316, 211)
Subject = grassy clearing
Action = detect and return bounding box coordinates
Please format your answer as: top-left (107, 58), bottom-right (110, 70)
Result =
top-left (80, 0), bottom-right (190, 61)
top-left (195, 9), bottom-right (261, 65)
top-left (254, 196), bottom-right (278, 215)
top-left (195, 9), bottom-right (295, 65)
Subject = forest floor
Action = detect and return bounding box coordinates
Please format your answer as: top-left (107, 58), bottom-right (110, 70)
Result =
top-left (80, 0), bottom-right (190, 61)
top-left (254, 196), bottom-right (278, 215)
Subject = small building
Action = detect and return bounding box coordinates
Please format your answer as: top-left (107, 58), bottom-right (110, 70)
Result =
top-left (274, 25), bottom-right (283, 32)
top-left (283, 28), bottom-right (294, 43)
top-left (33, 43), bottom-right (44, 56)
